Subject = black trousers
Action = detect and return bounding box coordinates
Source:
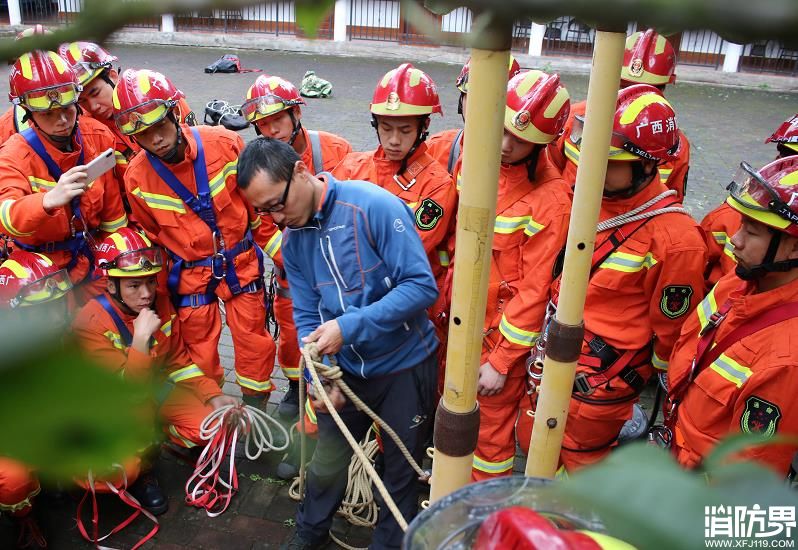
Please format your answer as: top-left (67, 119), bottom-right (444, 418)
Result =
top-left (296, 354), bottom-right (437, 549)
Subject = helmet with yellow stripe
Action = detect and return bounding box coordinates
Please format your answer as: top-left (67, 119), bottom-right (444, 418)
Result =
top-left (621, 29), bottom-right (676, 87)
top-left (242, 74), bottom-right (305, 124)
top-left (727, 156), bottom-right (798, 238)
top-left (766, 114), bottom-right (798, 157)
top-left (9, 50), bottom-right (81, 112)
top-left (58, 41), bottom-right (118, 87)
top-left (370, 63), bottom-right (442, 118)
top-left (504, 70), bottom-right (570, 145)
top-left (95, 228), bottom-right (163, 278)
top-left (607, 84), bottom-right (680, 162)
top-left (0, 251), bottom-right (72, 309)
top-left (112, 68), bottom-right (185, 135)
top-left (456, 54), bottom-right (521, 94)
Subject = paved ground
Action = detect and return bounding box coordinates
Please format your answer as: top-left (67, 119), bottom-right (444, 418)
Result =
top-left (1, 42), bottom-right (797, 549)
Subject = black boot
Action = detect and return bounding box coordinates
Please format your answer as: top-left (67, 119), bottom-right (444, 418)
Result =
top-left (242, 393), bottom-right (268, 410)
top-left (276, 431), bottom-right (317, 481)
top-left (129, 470), bottom-right (168, 516)
top-left (277, 380), bottom-right (300, 420)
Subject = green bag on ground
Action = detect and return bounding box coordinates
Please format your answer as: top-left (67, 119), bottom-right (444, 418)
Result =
top-left (299, 70), bottom-right (333, 98)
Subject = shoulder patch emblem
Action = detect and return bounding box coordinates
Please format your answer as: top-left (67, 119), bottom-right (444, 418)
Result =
top-left (415, 198), bottom-right (444, 231)
top-left (660, 285), bottom-right (693, 319)
top-left (741, 396), bottom-right (781, 437)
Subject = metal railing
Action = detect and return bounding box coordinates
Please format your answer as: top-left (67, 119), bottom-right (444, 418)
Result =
top-left (18, 0), bottom-right (61, 25)
top-left (738, 40), bottom-right (798, 76)
top-left (175, 2), bottom-right (332, 38)
top-left (511, 19), bottom-right (531, 53)
top-left (675, 29), bottom-right (724, 68)
top-left (541, 16), bottom-right (594, 57)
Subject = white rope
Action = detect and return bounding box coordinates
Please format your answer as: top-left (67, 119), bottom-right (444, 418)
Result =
top-left (596, 189), bottom-right (685, 232)
top-left (185, 404), bottom-right (288, 517)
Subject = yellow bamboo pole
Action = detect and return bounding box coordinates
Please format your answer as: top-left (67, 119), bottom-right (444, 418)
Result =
top-left (429, 37), bottom-right (511, 502)
top-left (525, 29), bottom-right (627, 478)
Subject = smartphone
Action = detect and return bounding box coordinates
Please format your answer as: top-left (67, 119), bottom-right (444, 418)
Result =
top-left (84, 148), bottom-right (116, 184)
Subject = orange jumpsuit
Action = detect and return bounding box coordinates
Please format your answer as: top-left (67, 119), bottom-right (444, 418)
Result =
top-left (0, 458), bottom-right (39, 517)
top-left (124, 124), bottom-right (276, 395)
top-left (557, 100), bottom-right (692, 201)
top-left (73, 291), bottom-right (221, 448)
top-left (669, 272), bottom-right (798, 475)
top-left (516, 178), bottom-right (707, 471)
top-left (456, 149), bottom-right (572, 480)
top-left (0, 117), bottom-right (128, 302)
top-left (426, 128), bottom-right (464, 175)
top-left (700, 202), bottom-right (741, 291)
top-left (267, 127), bottom-right (353, 383)
top-left (332, 143), bottom-right (457, 284)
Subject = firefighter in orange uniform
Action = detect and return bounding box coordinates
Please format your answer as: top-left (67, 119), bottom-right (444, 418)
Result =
top-left (59, 41), bottom-right (197, 194)
top-left (452, 70), bottom-right (572, 480)
top-left (114, 69), bottom-right (276, 402)
top-left (701, 114), bottom-right (798, 290)
top-left (241, 74), bottom-right (352, 419)
top-left (516, 85), bottom-right (707, 471)
top-left (333, 63), bottom-right (456, 286)
top-left (426, 56), bottom-right (521, 176)
top-left (667, 156), bottom-right (798, 475)
top-left (557, 29), bottom-right (691, 201)
top-left (0, 50), bottom-right (128, 304)
top-left (0, 250), bottom-right (73, 549)
top-left (72, 228), bottom-right (240, 513)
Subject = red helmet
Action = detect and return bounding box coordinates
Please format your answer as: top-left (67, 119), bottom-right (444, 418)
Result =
top-left (621, 29), bottom-right (677, 86)
top-left (456, 55), bottom-right (521, 94)
top-left (15, 25), bottom-right (51, 40)
top-left (9, 50), bottom-right (81, 111)
top-left (112, 68), bottom-right (185, 135)
top-left (571, 84), bottom-right (680, 162)
top-left (0, 251), bottom-right (72, 309)
top-left (241, 74), bottom-right (305, 124)
top-left (58, 41), bottom-right (118, 87)
top-left (766, 114), bottom-right (798, 155)
top-left (370, 63), bottom-right (442, 117)
top-left (504, 70), bottom-right (570, 145)
top-left (727, 156), bottom-right (798, 238)
top-left (95, 228), bottom-right (163, 278)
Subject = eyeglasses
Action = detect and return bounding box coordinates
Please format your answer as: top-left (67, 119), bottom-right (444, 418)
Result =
top-left (100, 247), bottom-right (163, 273)
top-left (256, 164), bottom-right (295, 214)
top-left (115, 99), bottom-right (174, 135)
top-left (18, 83), bottom-right (81, 112)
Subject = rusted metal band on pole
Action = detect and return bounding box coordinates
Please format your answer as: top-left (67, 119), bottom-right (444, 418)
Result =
top-left (545, 319), bottom-right (584, 363)
top-left (433, 401), bottom-right (480, 457)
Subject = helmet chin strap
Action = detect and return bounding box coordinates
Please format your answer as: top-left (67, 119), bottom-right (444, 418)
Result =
top-left (735, 229), bottom-right (798, 280)
top-left (457, 93), bottom-right (465, 121)
top-left (602, 161), bottom-right (655, 199)
top-left (371, 115), bottom-right (430, 176)
top-left (156, 112), bottom-right (183, 164)
top-left (286, 109), bottom-right (303, 146)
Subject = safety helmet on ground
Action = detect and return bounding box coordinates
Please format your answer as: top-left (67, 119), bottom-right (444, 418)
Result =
top-left (620, 29), bottom-right (677, 87)
top-left (456, 54), bottom-right (521, 94)
top-left (766, 114), bottom-right (798, 156)
top-left (112, 68), bottom-right (184, 135)
top-left (9, 50), bottom-right (81, 111)
top-left (15, 25), bottom-right (51, 40)
top-left (241, 74), bottom-right (305, 124)
top-left (370, 63), bottom-right (442, 117)
top-left (95, 228), bottom-right (163, 278)
top-left (504, 70), bottom-right (570, 145)
top-left (571, 84), bottom-right (680, 163)
top-left (58, 41), bottom-right (118, 87)
top-left (0, 251), bottom-right (72, 309)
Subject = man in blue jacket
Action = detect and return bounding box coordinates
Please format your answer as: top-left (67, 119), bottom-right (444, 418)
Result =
top-left (238, 137), bottom-right (439, 550)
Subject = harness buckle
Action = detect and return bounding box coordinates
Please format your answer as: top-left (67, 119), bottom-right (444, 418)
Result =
top-left (189, 293), bottom-right (203, 309)
top-left (573, 372), bottom-right (595, 396)
top-left (699, 311), bottom-right (726, 336)
top-left (211, 252), bottom-right (227, 280)
top-left (393, 174), bottom-right (416, 191)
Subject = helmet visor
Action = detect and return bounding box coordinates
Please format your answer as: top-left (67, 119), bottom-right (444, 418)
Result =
top-left (241, 94), bottom-right (298, 122)
top-left (103, 247), bottom-right (163, 274)
top-left (115, 100), bottom-right (172, 135)
top-left (17, 269), bottom-right (72, 306)
top-left (21, 83), bottom-right (80, 112)
top-left (72, 60), bottom-right (111, 86)
top-left (570, 115), bottom-right (584, 147)
top-left (728, 161), bottom-right (798, 225)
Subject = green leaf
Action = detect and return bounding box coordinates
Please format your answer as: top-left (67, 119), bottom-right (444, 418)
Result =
top-left (0, 334), bottom-right (154, 482)
top-left (701, 431), bottom-right (798, 473)
top-left (295, 0), bottom-right (335, 39)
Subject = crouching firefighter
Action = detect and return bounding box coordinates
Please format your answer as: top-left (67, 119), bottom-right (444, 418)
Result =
top-left (0, 50), bottom-right (128, 305)
top-left (113, 68), bottom-right (277, 401)
top-left (665, 155), bottom-right (798, 475)
top-left (517, 85), bottom-right (707, 471)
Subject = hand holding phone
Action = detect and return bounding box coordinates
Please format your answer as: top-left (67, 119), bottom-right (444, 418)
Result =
top-left (84, 148), bottom-right (116, 185)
